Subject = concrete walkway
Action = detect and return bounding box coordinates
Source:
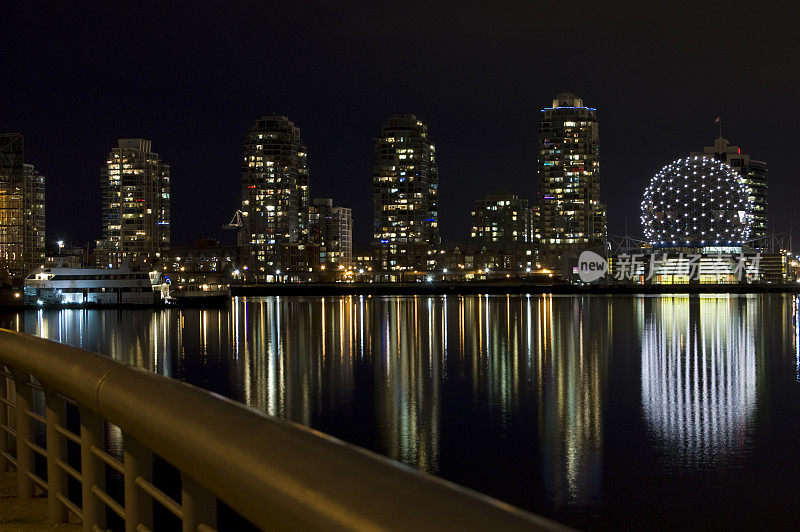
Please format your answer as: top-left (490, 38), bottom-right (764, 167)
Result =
top-left (0, 472), bottom-right (80, 530)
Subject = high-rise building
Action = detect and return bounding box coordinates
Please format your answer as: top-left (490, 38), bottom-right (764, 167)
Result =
top-left (23, 164), bottom-right (46, 271)
top-left (537, 93), bottom-right (607, 266)
top-left (372, 115), bottom-right (439, 273)
top-left (470, 192), bottom-right (533, 249)
top-left (308, 198), bottom-right (352, 266)
top-left (692, 137), bottom-right (768, 244)
top-left (0, 134), bottom-right (46, 277)
top-left (0, 134), bottom-right (24, 278)
top-left (99, 139), bottom-right (170, 267)
top-left (240, 115), bottom-right (309, 273)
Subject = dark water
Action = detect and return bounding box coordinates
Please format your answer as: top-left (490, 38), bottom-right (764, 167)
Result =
top-left (3, 294), bottom-right (800, 530)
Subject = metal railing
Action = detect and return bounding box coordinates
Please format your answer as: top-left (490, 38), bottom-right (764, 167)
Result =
top-left (0, 329), bottom-right (561, 531)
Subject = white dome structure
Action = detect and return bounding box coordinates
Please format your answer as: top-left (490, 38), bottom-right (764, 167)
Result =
top-left (641, 156), bottom-right (753, 248)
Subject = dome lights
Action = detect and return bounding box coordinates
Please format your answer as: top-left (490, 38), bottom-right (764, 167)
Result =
top-left (641, 156), bottom-right (752, 248)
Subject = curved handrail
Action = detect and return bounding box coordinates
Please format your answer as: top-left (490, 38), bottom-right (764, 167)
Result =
top-left (0, 329), bottom-right (564, 531)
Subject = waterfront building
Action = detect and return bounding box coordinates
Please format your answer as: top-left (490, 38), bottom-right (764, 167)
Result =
top-left (537, 93), bottom-right (607, 267)
top-left (23, 164), bottom-right (46, 272)
top-left (470, 192), bottom-right (533, 249)
top-left (434, 241), bottom-right (539, 280)
top-left (591, 155), bottom-right (785, 285)
top-left (0, 134), bottom-right (46, 277)
top-left (98, 139), bottom-right (170, 267)
top-left (641, 156), bottom-right (751, 251)
top-left (352, 251), bottom-right (372, 274)
top-left (691, 137), bottom-right (768, 245)
top-left (278, 242), bottom-right (320, 274)
top-left (308, 198), bottom-right (352, 266)
top-left (45, 242), bottom-right (90, 269)
top-left (372, 115), bottom-right (439, 275)
top-left (0, 134), bottom-right (25, 278)
top-left (158, 238), bottom-right (239, 293)
top-left (239, 115), bottom-right (309, 275)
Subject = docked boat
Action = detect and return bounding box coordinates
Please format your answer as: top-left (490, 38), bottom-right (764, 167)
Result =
top-left (24, 265), bottom-right (167, 306)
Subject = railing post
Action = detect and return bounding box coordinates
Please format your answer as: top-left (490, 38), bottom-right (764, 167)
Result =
top-left (13, 369), bottom-right (35, 498)
top-left (124, 435), bottom-right (153, 532)
top-left (0, 367), bottom-right (8, 472)
top-left (80, 407), bottom-right (106, 531)
top-left (181, 472), bottom-right (217, 532)
top-left (44, 387), bottom-right (69, 523)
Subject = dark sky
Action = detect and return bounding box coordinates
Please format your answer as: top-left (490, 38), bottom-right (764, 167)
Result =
top-left (2, 1), bottom-right (798, 251)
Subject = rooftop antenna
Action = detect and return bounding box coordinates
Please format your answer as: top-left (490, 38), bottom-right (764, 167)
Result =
top-left (623, 218), bottom-right (634, 251)
top-left (623, 218), bottom-right (628, 249)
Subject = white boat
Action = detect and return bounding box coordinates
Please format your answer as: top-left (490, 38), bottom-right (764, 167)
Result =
top-left (24, 265), bottom-right (167, 306)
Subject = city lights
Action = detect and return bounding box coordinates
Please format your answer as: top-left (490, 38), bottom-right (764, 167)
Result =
top-left (641, 156), bottom-right (753, 248)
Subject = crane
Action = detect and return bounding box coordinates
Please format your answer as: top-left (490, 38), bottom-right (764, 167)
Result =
top-left (224, 210), bottom-right (246, 230)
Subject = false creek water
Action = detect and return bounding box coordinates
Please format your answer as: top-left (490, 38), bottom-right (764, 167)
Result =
top-left (3, 294), bottom-right (800, 529)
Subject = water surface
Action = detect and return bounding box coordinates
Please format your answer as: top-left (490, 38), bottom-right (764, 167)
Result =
top-left (3, 294), bottom-right (799, 529)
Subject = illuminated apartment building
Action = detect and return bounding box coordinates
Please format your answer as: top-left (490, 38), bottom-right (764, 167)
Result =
top-left (692, 137), bottom-right (768, 244)
top-left (0, 134), bottom-right (46, 277)
top-left (23, 164), bottom-right (46, 271)
top-left (308, 198), bottom-right (352, 266)
top-left (470, 192), bottom-right (533, 249)
top-left (98, 139), bottom-right (170, 267)
top-left (239, 115), bottom-right (309, 273)
top-left (0, 134), bottom-right (25, 277)
top-left (537, 93), bottom-right (607, 266)
top-left (372, 115), bottom-right (439, 272)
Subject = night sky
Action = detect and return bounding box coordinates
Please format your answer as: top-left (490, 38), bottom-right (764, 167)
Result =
top-left (2, 1), bottom-right (797, 251)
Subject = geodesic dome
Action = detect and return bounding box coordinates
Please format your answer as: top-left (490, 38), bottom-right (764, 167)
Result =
top-left (641, 156), bottom-right (752, 248)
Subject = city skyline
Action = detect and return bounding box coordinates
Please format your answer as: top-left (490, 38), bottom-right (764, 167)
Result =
top-left (2, 3), bottom-right (795, 252)
top-left (2, 112), bottom-right (777, 257)
top-left (2, 4), bottom-right (800, 530)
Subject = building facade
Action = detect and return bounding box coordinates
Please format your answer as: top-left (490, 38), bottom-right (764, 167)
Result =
top-left (470, 192), bottom-right (533, 249)
top-left (23, 164), bottom-right (46, 271)
top-left (308, 198), bottom-right (352, 266)
top-left (99, 139), bottom-right (170, 267)
top-left (239, 115), bottom-right (309, 274)
top-left (435, 242), bottom-right (539, 279)
top-left (372, 115), bottom-right (439, 273)
top-left (537, 93), bottom-right (607, 266)
top-left (0, 134), bottom-right (25, 278)
top-left (158, 238), bottom-right (239, 294)
top-left (0, 134), bottom-right (46, 277)
top-left (692, 137), bottom-right (768, 245)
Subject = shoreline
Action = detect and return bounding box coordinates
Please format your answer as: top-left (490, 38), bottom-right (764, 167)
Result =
top-left (4, 282), bottom-right (799, 310)
top-left (232, 281), bottom-right (800, 296)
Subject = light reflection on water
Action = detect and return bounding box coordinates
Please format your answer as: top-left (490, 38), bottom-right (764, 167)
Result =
top-left (641, 296), bottom-right (758, 467)
top-left (2, 294), bottom-right (799, 529)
